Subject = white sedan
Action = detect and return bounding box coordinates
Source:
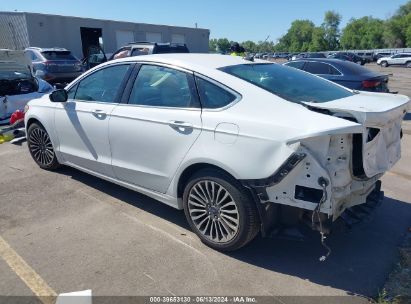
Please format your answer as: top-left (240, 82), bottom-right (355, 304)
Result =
top-left (24, 54), bottom-right (410, 251)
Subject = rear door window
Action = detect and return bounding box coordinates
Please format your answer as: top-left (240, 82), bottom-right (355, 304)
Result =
top-left (304, 62), bottom-right (333, 75)
top-left (128, 65), bottom-right (199, 108)
top-left (284, 61), bottom-right (305, 70)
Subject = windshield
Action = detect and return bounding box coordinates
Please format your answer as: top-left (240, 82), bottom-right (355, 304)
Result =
top-left (220, 63), bottom-right (353, 103)
top-left (0, 70), bottom-right (31, 80)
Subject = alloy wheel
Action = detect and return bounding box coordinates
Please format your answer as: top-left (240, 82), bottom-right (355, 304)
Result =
top-left (28, 127), bottom-right (55, 166)
top-left (188, 180), bottom-right (240, 243)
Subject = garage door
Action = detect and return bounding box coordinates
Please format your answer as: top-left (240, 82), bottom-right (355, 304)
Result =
top-left (146, 32), bottom-right (162, 43)
top-left (116, 30), bottom-right (134, 48)
top-left (171, 34), bottom-right (185, 44)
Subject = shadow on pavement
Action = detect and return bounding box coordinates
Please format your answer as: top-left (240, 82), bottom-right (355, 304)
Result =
top-left (58, 166), bottom-right (411, 298)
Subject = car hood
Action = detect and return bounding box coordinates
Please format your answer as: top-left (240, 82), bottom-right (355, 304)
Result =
top-left (378, 56), bottom-right (392, 61)
top-left (0, 50), bottom-right (32, 77)
top-left (303, 91), bottom-right (410, 126)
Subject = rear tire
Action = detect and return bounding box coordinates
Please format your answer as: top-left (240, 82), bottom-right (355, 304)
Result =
top-left (183, 169), bottom-right (260, 251)
top-left (27, 123), bottom-right (61, 170)
top-left (381, 61), bottom-right (388, 67)
top-left (406, 61), bottom-right (411, 68)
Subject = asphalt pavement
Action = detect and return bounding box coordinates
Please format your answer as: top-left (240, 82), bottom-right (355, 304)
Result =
top-left (0, 133), bottom-right (410, 302)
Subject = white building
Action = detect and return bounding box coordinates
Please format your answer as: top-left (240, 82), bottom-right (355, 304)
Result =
top-left (0, 12), bottom-right (210, 58)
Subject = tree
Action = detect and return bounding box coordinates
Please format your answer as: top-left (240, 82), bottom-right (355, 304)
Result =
top-left (216, 38), bottom-right (231, 53)
top-left (209, 38), bottom-right (218, 52)
top-left (242, 40), bottom-right (257, 53)
top-left (278, 20), bottom-right (316, 52)
top-left (322, 11), bottom-right (341, 50)
top-left (340, 17), bottom-right (385, 49)
top-left (383, 0), bottom-right (411, 47)
top-left (309, 27), bottom-right (327, 51)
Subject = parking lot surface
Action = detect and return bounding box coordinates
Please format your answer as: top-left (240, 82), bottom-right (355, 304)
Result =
top-left (0, 63), bottom-right (410, 303)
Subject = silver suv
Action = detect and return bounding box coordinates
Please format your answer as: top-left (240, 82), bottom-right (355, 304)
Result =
top-left (25, 47), bottom-right (84, 83)
top-left (377, 53), bottom-right (411, 68)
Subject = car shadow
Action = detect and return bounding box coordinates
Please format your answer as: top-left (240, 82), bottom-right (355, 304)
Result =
top-left (58, 166), bottom-right (411, 298)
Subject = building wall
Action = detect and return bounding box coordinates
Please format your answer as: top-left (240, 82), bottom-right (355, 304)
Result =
top-left (21, 12), bottom-right (209, 58)
top-left (0, 12), bottom-right (30, 50)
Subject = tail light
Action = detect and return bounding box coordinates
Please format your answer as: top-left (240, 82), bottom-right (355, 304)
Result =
top-left (362, 80), bottom-right (381, 88)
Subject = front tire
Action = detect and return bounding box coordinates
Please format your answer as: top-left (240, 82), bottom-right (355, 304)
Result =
top-left (406, 61), bottom-right (411, 68)
top-left (381, 61), bottom-right (388, 67)
top-left (27, 122), bottom-right (60, 170)
top-left (183, 169), bottom-right (260, 251)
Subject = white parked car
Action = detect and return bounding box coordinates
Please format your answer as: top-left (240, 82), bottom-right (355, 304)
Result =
top-left (24, 54), bottom-right (410, 251)
top-left (377, 53), bottom-right (411, 68)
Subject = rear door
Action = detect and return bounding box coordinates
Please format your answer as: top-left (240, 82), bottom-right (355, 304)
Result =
top-left (109, 64), bottom-right (202, 193)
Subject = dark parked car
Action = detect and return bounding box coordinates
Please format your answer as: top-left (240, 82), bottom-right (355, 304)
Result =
top-left (373, 52), bottom-right (393, 62)
top-left (283, 58), bottom-right (389, 92)
top-left (355, 52), bottom-right (373, 63)
top-left (25, 47), bottom-right (84, 84)
top-left (82, 42), bottom-right (190, 70)
top-left (328, 52), bottom-right (366, 65)
top-left (110, 42), bottom-right (189, 60)
top-left (291, 52), bottom-right (326, 60)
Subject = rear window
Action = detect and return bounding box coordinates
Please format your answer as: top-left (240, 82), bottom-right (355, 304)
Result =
top-left (41, 51), bottom-right (76, 60)
top-left (131, 47), bottom-right (150, 56)
top-left (153, 45), bottom-right (189, 54)
top-left (284, 61), bottom-right (305, 70)
top-left (341, 61), bottom-right (375, 74)
top-left (220, 63), bottom-right (353, 104)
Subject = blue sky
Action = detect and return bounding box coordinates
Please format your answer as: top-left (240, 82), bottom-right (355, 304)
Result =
top-left (2, 0), bottom-right (408, 42)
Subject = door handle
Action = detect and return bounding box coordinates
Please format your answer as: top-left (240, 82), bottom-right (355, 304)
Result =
top-left (91, 109), bottom-right (107, 119)
top-left (168, 121), bottom-right (193, 129)
top-left (91, 109), bottom-right (106, 114)
top-left (92, 109), bottom-right (106, 114)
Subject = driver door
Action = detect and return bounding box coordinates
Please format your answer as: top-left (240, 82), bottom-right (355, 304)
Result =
top-left (54, 63), bottom-right (132, 177)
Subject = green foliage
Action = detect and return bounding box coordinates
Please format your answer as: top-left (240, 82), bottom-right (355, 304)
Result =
top-left (242, 40), bottom-right (257, 53)
top-left (209, 38), bottom-right (218, 52)
top-left (340, 17), bottom-right (385, 49)
top-left (210, 1), bottom-right (411, 52)
top-left (322, 10), bottom-right (341, 50)
top-left (383, 1), bottom-right (411, 48)
top-left (216, 38), bottom-right (231, 53)
top-left (279, 20), bottom-right (316, 52)
top-left (309, 27), bottom-right (327, 51)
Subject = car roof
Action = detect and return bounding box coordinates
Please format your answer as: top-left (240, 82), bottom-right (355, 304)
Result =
top-left (111, 53), bottom-right (265, 71)
top-left (26, 47), bottom-right (69, 52)
top-left (287, 58), bottom-right (345, 64)
top-left (285, 58), bottom-right (383, 76)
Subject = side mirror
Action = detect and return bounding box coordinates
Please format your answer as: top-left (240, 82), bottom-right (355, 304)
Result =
top-left (49, 89), bottom-right (68, 103)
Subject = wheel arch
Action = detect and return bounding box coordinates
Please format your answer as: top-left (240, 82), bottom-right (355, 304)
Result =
top-left (176, 162), bottom-right (239, 200)
top-left (26, 117), bottom-right (44, 130)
